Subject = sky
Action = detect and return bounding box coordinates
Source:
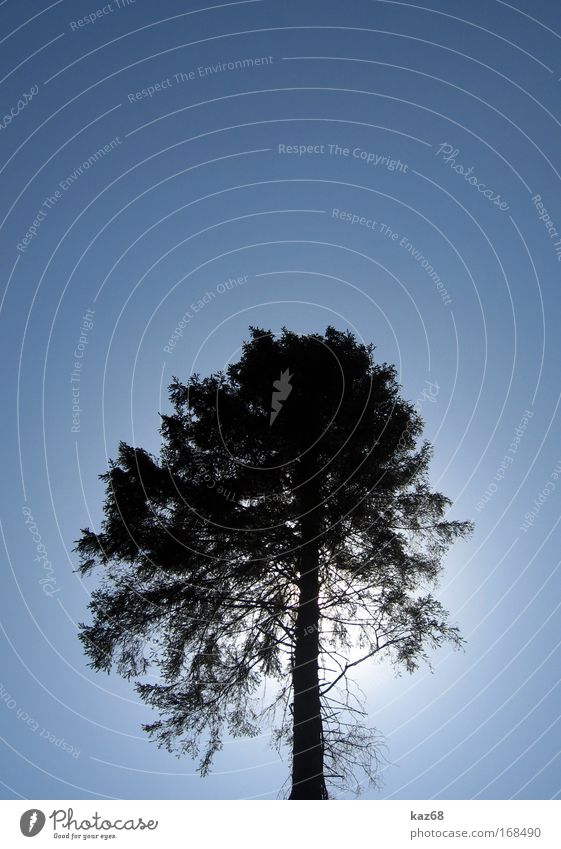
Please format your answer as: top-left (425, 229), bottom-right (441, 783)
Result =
top-left (1, 0), bottom-right (561, 800)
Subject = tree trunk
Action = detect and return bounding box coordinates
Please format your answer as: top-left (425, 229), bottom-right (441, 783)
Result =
top-left (289, 497), bottom-right (326, 799)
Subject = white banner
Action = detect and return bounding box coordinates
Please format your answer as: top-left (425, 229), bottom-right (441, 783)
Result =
top-left (1, 800), bottom-right (559, 848)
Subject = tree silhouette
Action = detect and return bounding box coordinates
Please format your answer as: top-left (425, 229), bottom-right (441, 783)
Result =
top-left (76, 326), bottom-right (472, 799)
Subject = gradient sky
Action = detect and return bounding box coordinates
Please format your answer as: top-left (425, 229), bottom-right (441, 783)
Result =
top-left (1, 0), bottom-right (561, 800)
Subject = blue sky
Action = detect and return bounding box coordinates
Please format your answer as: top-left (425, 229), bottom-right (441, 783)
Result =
top-left (1, 0), bottom-right (561, 799)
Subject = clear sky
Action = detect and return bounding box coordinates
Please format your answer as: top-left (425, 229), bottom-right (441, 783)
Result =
top-left (1, 0), bottom-right (561, 800)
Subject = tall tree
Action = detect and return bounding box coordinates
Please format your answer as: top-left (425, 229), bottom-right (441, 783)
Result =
top-left (76, 326), bottom-right (472, 799)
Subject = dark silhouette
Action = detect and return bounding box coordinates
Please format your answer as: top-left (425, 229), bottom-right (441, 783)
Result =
top-left (76, 327), bottom-right (472, 799)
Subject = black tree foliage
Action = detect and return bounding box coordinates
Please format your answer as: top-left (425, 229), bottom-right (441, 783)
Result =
top-left (76, 326), bottom-right (472, 798)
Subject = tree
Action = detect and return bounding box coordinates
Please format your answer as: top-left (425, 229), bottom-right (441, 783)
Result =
top-left (76, 326), bottom-right (472, 799)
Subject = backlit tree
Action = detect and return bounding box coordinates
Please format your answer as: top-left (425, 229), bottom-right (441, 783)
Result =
top-left (76, 326), bottom-right (472, 799)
